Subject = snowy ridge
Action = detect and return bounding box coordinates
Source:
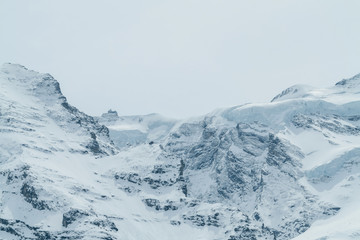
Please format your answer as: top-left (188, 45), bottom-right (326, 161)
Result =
top-left (0, 63), bottom-right (117, 156)
top-left (272, 74), bottom-right (360, 105)
top-left (335, 73), bottom-right (360, 89)
top-left (1, 64), bottom-right (360, 239)
top-left (271, 84), bottom-right (315, 102)
top-left (97, 110), bottom-right (177, 149)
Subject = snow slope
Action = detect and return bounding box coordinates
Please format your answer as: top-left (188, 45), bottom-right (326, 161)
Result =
top-left (1, 63), bottom-right (360, 239)
top-left (96, 110), bottom-right (176, 149)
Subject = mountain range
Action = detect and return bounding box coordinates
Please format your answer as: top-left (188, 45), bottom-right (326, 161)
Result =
top-left (1, 63), bottom-right (360, 240)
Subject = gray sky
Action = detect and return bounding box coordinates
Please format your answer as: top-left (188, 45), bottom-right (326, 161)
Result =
top-left (1, 0), bottom-right (360, 118)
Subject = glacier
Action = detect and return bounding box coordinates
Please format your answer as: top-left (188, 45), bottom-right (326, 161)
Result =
top-left (1, 63), bottom-right (360, 239)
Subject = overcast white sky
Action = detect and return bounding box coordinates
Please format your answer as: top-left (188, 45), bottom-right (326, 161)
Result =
top-left (1, 0), bottom-right (360, 118)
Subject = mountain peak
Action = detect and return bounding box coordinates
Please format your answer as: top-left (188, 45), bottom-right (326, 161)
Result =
top-left (0, 63), bottom-right (117, 156)
top-left (1, 62), bottom-right (29, 71)
top-left (271, 84), bottom-right (314, 102)
top-left (271, 72), bottom-right (360, 104)
top-left (1, 63), bottom-right (42, 82)
top-left (1, 63), bottom-right (65, 105)
top-left (335, 73), bottom-right (360, 88)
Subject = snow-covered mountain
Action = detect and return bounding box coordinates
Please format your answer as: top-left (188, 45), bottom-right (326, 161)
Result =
top-left (1, 63), bottom-right (360, 240)
top-left (96, 110), bottom-right (176, 149)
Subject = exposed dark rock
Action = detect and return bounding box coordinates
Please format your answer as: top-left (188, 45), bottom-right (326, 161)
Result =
top-left (267, 134), bottom-right (292, 166)
top-left (230, 226), bottom-right (257, 240)
top-left (292, 114), bottom-right (360, 135)
top-left (163, 201), bottom-right (178, 211)
top-left (115, 171), bottom-right (175, 191)
top-left (86, 131), bottom-right (104, 155)
top-left (183, 214), bottom-right (205, 226)
top-left (143, 198), bottom-right (160, 208)
top-left (271, 86), bottom-right (300, 102)
top-left (348, 115), bottom-right (360, 121)
top-left (170, 220), bottom-right (181, 226)
top-left (143, 199), bottom-right (178, 211)
top-left (21, 183), bottom-right (50, 210)
top-left (115, 172), bottom-right (142, 185)
top-left (59, 99), bottom-right (117, 157)
top-left (152, 166), bottom-right (165, 174)
top-left (2, 165), bottom-right (29, 184)
top-left (183, 213), bottom-right (221, 227)
top-left (177, 159), bottom-right (188, 197)
top-left (0, 217), bottom-right (54, 239)
top-left (323, 207), bottom-right (341, 216)
top-left (253, 212), bottom-right (261, 221)
top-left (62, 209), bottom-right (89, 227)
top-left (91, 219), bottom-right (118, 232)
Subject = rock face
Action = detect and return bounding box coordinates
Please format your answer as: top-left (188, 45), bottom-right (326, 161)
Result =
top-left (0, 63), bottom-right (117, 156)
top-left (62, 209), bottom-right (89, 227)
top-left (0, 64), bottom-right (119, 239)
top-left (1, 64), bottom-right (360, 240)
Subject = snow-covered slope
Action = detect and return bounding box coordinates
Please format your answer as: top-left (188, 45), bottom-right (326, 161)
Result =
top-left (96, 110), bottom-right (176, 149)
top-left (271, 73), bottom-right (360, 105)
top-left (0, 63), bottom-right (117, 157)
top-left (1, 63), bottom-right (360, 239)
